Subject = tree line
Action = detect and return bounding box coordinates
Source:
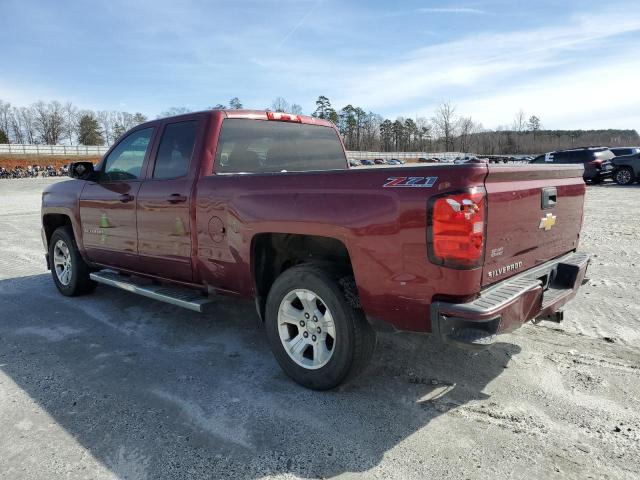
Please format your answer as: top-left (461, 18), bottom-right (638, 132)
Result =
top-left (1, 97), bottom-right (638, 154)
top-left (0, 99), bottom-right (148, 146)
top-left (310, 98), bottom-right (638, 154)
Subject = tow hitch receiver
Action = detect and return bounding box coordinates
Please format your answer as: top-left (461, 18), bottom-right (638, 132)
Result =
top-left (534, 310), bottom-right (564, 324)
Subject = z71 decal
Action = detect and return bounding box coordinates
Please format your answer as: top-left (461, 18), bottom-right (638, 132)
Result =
top-left (383, 176), bottom-right (438, 188)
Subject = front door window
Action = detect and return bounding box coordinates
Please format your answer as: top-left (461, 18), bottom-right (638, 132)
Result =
top-left (102, 128), bottom-right (154, 182)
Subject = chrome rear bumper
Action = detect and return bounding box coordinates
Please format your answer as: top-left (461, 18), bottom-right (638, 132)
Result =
top-left (431, 251), bottom-right (589, 350)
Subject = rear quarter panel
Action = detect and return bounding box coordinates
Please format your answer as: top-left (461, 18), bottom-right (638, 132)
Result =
top-left (194, 165), bottom-right (487, 332)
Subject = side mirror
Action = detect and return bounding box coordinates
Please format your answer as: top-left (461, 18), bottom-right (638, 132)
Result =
top-left (69, 161), bottom-right (96, 180)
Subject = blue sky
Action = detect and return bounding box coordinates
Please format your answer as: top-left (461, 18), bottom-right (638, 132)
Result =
top-left (1, 0), bottom-right (639, 130)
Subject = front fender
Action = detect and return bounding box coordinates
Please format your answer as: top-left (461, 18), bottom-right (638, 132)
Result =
top-left (41, 179), bottom-right (87, 255)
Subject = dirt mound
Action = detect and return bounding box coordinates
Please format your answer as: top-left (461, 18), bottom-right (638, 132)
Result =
top-left (0, 154), bottom-right (101, 170)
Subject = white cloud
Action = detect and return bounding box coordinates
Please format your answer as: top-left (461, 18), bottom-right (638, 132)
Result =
top-left (454, 54), bottom-right (640, 130)
top-left (314, 6), bottom-right (640, 131)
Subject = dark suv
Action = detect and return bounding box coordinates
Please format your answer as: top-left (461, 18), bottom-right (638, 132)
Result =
top-left (530, 147), bottom-right (615, 183)
top-left (610, 147), bottom-right (640, 157)
top-left (611, 153), bottom-right (640, 185)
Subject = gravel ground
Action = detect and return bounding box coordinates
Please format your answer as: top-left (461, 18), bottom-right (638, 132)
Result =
top-left (0, 178), bottom-right (639, 480)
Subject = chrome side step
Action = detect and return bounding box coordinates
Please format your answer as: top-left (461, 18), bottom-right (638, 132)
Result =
top-left (90, 270), bottom-right (215, 313)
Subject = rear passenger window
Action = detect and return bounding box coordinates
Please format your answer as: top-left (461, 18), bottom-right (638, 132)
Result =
top-left (214, 119), bottom-right (347, 174)
top-left (153, 121), bottom-right (197, 179)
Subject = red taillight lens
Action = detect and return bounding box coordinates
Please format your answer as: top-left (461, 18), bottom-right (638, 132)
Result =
top-left (428, 188), bottom-right (486, 268)
top-left (266, 111), bottom-right (302, 122)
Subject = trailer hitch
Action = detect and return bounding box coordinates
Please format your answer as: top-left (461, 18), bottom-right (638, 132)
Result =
top-left (533, 310), bottom-right (564, 324)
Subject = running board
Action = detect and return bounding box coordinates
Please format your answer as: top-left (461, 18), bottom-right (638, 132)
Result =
top-left (89, 270), bottom-right (214, 313)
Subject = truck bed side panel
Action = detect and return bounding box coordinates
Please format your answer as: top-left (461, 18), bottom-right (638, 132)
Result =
top-left (194, 165), bottom-right (487, 332)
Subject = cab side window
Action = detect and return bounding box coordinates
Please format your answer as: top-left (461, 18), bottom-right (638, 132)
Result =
top-left (153, 121), bottom-right (197, 179)
top-left (102, 128), bottom-right (154, 182)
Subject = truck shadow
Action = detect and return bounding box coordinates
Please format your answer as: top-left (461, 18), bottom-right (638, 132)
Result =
top-left (0, 273), bottom-right (520, 479)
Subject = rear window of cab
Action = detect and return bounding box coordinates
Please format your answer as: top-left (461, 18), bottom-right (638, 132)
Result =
top-left (214, 119), bottom-right (347, 174)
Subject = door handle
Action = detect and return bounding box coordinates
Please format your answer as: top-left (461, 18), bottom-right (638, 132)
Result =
top-left (166, 193), bottom-right (187, 204)
top-left (119, 194), bottom-right (134, 203)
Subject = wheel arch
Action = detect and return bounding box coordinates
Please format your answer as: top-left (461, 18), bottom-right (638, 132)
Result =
top-left (250, 233), bottom-right (355, 321)
top-left (42, 213), bottom-right (73, 248)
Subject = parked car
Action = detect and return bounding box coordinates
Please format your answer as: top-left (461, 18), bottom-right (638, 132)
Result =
top-left (349, 159), bottom-right (361, 167)
top-left (360, 159), bottom-right (374, 166)
top-left (529, 147), bottom-right (615, 183)
top-left (42, 109), bottom-right (589, 390)
top-left (386, 159), bottom-right (402, 165)
top-left (610, 147), bottom-right (640, 157)
top-left (611, 153), bottom-right (640, 185)
top-left (454, 156), bottom-right (482, 164)
top-left (373, 158), bottom-right (386, 165)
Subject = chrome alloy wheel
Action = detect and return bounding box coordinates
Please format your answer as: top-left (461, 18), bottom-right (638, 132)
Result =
top-left (277, 289), bottom-right (336, 369)
top-left (616, 169), bottom-right (632, 184)
top-left (53, 239), bottom-right (72, 286)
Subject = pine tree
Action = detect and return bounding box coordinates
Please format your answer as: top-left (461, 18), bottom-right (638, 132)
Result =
top-left (229, 97), bottom-right (243, 109)
top-left (0, 128), bottom-right (8, 143)
top-left (133, 112), bottom-right (148, 124)
top-left (312, 96), bottom-right (338, 125)
top-left (78, 114), bottom-right (104, 146)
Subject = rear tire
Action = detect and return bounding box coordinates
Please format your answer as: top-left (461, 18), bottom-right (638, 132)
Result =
top-left (613, 167), bottom-right (635, 186)
top-left (265, 264), bottom-right (376, 390)
top-left (49, 226), bottom-right (97, 296)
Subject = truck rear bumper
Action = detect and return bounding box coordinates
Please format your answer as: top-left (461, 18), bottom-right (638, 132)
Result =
top-left (431, 251), bottom-right (589, 350)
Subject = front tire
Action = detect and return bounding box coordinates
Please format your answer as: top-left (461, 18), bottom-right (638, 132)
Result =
top-left (265, 265), bottom-right (376, 390)
top-left (49, 226), bottom-right (96, 296)
top-left (613, 167), bottom-right (635, 186)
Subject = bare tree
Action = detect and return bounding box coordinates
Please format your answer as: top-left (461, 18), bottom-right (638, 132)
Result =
top-left (0, 100), bottom-right (11, 142)
top-left (415, 117), bottom-right (432, 151)
top-left (271, 97), bottom-right (290, 112)
top-left (290, 103), bottom-right (303, 115)
top-left (63, 102), bottom-right (78, 144)
top-left (32, 101), bottom-right (67, 144)
top-left (159, 107), bottom-right (191, 118)
top-left (17, 107), bottom-right (36, 144)
top-left (457, 117), bottom-right (476, 153)
top-left (433, 102), bottom-right (457, 151)
top-left (96, 111), bottom-right (114, 145)
top-left (513, 109), bottom-right (527, 133)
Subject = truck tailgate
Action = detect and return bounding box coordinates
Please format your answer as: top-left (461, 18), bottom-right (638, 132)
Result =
top-left (482, 164), bottom-right (585, 287)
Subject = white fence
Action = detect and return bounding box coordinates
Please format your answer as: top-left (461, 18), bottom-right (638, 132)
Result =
top-left (345, 151), bottom-right (465, 161)
top-left (0, 144), bottom-right (109, 156)
top-left (0, 143), bottom-right (469, 161)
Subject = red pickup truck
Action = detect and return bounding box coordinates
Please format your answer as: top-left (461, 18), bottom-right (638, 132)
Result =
top-left (41, 110), bottom-right (589, 389)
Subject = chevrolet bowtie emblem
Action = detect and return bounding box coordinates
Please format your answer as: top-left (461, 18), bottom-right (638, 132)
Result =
top-left (539, 213), bottom-right (557, 231)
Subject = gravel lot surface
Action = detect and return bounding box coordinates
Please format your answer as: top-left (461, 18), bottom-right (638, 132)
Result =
top-left (0, 178), bottom-right (639, 479)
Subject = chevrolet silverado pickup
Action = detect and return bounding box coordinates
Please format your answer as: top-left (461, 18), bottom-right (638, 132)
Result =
top-left (41, 109), bottom-right (589, 390)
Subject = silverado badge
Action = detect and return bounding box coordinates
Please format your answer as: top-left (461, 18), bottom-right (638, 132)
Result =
top-left (539, 213), bottom-right (557, 231)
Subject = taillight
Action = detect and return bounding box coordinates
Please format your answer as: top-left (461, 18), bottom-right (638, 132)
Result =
top-left (266, 111), bottom-right (302, 123)
top-left (427, 188), bottom-right (486, 269)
